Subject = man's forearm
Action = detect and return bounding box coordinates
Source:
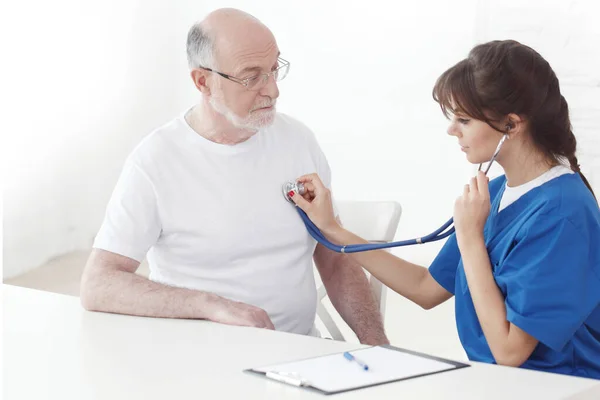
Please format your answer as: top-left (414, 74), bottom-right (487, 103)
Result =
top-left (81, 265), bottom-right (220, 320)
top-left (326, 261), bottom-right (388, 344)
top-left (315, 247), bottom-right (388, 345)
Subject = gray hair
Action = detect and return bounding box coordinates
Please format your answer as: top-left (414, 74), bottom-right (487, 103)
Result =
top-left (186, 22), bottom-right (215, 69)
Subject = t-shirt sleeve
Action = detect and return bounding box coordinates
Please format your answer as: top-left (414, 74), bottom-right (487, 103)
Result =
top-left (503, 215), bottom-right (600, 352)
top-left (93, 160), bottom-right (161, 262)
top-left (428, 233), bottom-right (460, 295)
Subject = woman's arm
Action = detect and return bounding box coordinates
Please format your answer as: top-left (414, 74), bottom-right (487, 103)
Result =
top-left (454, 173), bottom-right (538, 366)
top-left (325, 226), bottom-right (453, 310)
top-left (291, 174), bottom-right (453, 310)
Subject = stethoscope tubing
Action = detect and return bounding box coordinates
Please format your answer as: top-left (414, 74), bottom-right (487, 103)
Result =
top-left (292, 134), bottom-right (508, 254)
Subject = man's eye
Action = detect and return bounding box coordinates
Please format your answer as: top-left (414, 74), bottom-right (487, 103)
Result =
top-left (458, 118), bottom-right (470, 124)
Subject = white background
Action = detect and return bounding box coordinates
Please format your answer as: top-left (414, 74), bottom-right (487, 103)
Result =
top-left (2, 0), bottom-right (599, 354)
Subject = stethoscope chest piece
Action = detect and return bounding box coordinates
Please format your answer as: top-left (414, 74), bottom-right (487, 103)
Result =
top-left (282, 181), bottom-right (306, 203)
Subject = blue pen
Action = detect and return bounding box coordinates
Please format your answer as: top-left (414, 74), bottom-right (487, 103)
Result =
top-left (343, 352), bottom-right (369, 371)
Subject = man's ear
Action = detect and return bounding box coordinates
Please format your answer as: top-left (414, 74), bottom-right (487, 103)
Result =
top-left (190, 69), bottom-right (211, 95)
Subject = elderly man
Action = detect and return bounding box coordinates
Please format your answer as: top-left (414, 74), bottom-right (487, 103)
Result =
top-left (80, 8), bottom-right (388, 345)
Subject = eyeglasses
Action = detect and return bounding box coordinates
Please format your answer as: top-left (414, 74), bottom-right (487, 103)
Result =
top-left (199, 57), bottom-right (290, 91)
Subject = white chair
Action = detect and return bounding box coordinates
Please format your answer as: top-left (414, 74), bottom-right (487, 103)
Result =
top-left (316, 200), bottom-right (402, 341)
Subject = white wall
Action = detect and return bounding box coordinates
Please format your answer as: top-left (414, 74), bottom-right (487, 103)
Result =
top-left (476, 0), bottom-right (600, 188)
top-left (2, 0), bottom-right (183, 278)
top-left (3, 0), bottom-right (598, 355)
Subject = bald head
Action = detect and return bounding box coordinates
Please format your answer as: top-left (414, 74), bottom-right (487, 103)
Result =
top-left (202, 8), bottom-right (261, 31)
top-left (186, 8), bottom-right (275, 70)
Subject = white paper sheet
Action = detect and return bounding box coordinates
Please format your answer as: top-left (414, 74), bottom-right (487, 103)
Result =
top-left (253, 346), bottom-right (462, 393)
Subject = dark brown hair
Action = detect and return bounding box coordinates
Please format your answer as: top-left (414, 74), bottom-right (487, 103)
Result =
top-left (432, 39), bottom-right (595, 199)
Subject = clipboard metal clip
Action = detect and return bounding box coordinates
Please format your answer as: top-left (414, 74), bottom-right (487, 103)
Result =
top-left (265, 371), bottom-right (310, 387)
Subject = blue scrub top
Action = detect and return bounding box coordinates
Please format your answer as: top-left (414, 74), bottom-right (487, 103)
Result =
top-left (430, 173), bottom-right (600, 379)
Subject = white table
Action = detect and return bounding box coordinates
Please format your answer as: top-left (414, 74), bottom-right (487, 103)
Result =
top-left (3, 284), bottom-right (599, 399)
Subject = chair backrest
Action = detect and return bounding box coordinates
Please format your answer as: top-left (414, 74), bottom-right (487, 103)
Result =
top-left (316, 200), bottom-right (402, 342)
top-left (336, 201), bottom-right (402, 243)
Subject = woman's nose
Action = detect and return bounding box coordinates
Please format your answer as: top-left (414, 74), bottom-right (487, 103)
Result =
top-left (447, 123), bottom-right (460, 137)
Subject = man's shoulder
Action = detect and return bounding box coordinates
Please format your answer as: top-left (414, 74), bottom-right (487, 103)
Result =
top-left (274, 112), bottom-right (304, 127)
top-left (273, 112), bottom-right (315, 137)
top-left (127, 116), bottom-right (184, 165)
top-left (272, 112), bottom-right (323, 150)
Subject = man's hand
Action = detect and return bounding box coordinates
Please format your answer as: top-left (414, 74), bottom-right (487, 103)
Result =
top-left (208, 298), bottom-right (275, 330)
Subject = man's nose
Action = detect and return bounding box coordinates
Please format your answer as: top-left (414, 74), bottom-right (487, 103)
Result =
top-left (260, 74), bottom-right (279, 99)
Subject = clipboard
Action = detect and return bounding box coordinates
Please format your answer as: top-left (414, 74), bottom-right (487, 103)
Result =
top-left (245, 345), bottom-right (469, 395)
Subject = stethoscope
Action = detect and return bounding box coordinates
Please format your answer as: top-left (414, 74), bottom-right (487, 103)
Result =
top-left (282, 134), bottom-right (509, 253)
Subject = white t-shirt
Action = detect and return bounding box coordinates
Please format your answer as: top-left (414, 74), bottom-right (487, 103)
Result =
top-left (499, 165), bottom-right (574, 212)
top-left (93, 111), bottom-right (333, 335)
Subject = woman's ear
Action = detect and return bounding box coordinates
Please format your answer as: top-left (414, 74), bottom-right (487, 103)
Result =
top-left (505, 113), bottom-right (524, 138)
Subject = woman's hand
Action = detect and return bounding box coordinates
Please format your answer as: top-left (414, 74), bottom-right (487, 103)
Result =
top-left (454, 171), bottom-right (491, 248)
top-left (289, 173), bottom-right (341, 237)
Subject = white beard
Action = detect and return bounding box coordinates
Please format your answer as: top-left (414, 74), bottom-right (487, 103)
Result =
top-left (209, 97), bottom-right (276, 131)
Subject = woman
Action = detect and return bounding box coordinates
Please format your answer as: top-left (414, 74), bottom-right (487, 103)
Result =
top-left (290, 40), bottom-right (600, 379)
